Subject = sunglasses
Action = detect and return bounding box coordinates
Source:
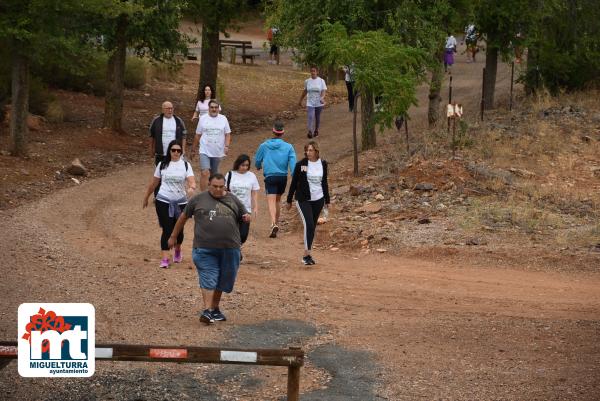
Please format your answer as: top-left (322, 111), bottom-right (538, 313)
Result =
top-left (170, 148), bottom-right (182, 153)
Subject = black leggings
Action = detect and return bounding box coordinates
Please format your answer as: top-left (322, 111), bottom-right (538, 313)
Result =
top-left (239, 221), bottom-right (250, 245)
top-left (155, 200), bottom-right (185, 251)
top-left (296, 198), bottom-right (325, 251)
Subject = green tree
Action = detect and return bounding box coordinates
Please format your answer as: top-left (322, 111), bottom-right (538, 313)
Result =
top-left (525, 0), bottom-right (600, 93)
top-left (101, 0), bottom-right (188, 132)
top-left (186, 0), bottom-right (247, 99)
top-left (0, 0), bottom-right (118, 155)
top-left (474, 0), bottom-right (529, 109)
top-left (319, 22), bottom-right (427, 149)
top-left (384, 0), bottom-right (459, 127)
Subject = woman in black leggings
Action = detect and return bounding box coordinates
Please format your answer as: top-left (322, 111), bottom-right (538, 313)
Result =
top-left (143, 140), bottom-right (196, 268)
top-left (286, 141), bottom-right (330, 265)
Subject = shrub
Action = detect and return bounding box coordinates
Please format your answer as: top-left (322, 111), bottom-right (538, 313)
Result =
top-left (45, 100), bottom-right (64, 123)
top-left (149, 62), bottom-right (181, 83)
top-left (125, 57), bottom-right (147, 88)
top-left (29, 77), bottom-right (55, 116)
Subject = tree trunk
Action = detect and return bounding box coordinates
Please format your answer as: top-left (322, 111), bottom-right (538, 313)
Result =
top-left (361, 90), bottom-right (376, 150)
top-left (10, 51), bottom-right (29, 157)
top-left (483, 45), bottom-right (498, 110)
top-left (103, 14), bottom-right (128, 133)
top-left (427, 59), bottom-right (444, 128)
top-left (198, 18), bottom-right (220, 99)
top-left (525, 46), bottom-right (538, 95)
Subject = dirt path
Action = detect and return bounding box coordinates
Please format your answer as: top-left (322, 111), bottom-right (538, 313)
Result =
top-left (1, 48), bottom-right (599, 400)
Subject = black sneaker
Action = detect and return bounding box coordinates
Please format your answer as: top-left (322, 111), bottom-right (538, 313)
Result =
top-left (269, 224), bottom-right (279, 238)
top-left (302, 255), bottom-right (316, 265)
top-left (307, 131), bottom-right (313, 138)
top-left (199, 309), bottom-right (215, 325)
top-left (211, 308), bottom-right (227, 321)
top-left (313, 130), bottom-right (319, 137)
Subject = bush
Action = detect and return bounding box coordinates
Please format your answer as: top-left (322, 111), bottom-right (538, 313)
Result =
top-left (28, 77), bottom-right (55, 116)
top-left (45, 100), bottom-right (64, 123)
top-left (36, 51), bottom-right (147, 95)
top-left (125, 57), bottom-right (147, 89)
top-left (149, 62), bottom-right (182, 83)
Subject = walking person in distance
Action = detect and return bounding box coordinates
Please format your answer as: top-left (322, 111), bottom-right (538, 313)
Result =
top-left (298, 66), bottom-right (327, 138)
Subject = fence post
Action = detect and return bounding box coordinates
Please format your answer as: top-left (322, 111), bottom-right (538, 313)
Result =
top-left (352, 92), bottom-right (360, 177)
top-left (480, 67), bottom-right (486, 121)
top-left (447, 75), bottom-right (453, 134)
top-left (509, 62), bottom-right (515, 111)
top-left (286, 346), bottom-right (301, 401)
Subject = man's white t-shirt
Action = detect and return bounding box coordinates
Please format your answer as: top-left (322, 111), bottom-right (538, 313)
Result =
top-left (307, 159), bottom-right (324, 201)
top-left (154, 159), bottom-right (194, 203)
top-left (196, 114), bottom-right (231, 157)
top-left (162, 117), bottom-right (177, 156)
top-left (225, 171), bottom-right (260, 212)
top-left (304, 77), bottom-right (327, 108)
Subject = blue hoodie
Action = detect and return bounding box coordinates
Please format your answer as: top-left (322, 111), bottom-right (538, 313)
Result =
top-left (255, 138), bottom-right (296, 177)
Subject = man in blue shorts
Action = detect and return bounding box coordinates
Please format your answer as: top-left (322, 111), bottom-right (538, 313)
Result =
top-left (255, 120), bottom-right (296, 238)
top-left (169, 173), bottom-right (251, 325)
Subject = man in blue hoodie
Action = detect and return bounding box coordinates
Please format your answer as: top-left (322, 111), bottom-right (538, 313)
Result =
top-left (255, 120), bottom-right (297, 238)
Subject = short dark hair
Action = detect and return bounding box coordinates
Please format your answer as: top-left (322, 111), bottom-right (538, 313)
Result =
top-left (233, 154), bottom-right (251, 171)
top-left (209, 172), bottom-right (225, 182)
top-left (208, 99), bottom-right (220, 108)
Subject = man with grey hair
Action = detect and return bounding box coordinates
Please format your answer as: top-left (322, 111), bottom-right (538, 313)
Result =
top-left (149, 101), bottom-right (188, 166)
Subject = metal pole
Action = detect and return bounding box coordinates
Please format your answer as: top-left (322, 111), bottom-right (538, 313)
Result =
top-left (480, 67), bottom-right (486, 121)
top-left (452, 117), bottom-right (456, 158)
top-left (509, 62), bottom-right (515, 111)
top-left (447, 75), bottom-right (453, 134)
top-left (352, 92), bottom-right (360, 177)
top-left (404, 116), bottom-right (409, 154)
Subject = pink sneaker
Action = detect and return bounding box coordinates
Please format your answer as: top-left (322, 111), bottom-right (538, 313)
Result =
top-left (159, 258), bottom-right (170, 269)
top-left (173, 249), bottom-right (183, 263)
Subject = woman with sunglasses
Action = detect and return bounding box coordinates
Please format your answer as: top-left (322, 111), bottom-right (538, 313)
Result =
top-left (143, 140), bottom-right (196, 268)
top-left (224, 154), bottom-right (260, 246)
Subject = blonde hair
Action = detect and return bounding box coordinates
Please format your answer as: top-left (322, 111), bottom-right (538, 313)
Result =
top-left (304, 140), bottom-right (320, 158)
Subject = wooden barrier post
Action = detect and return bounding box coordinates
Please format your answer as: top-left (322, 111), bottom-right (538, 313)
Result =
top-left (0, 342), bottom-right (304, 400)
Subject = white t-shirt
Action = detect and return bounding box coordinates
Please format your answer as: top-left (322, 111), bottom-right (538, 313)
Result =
top-left (161, 117), bottom-right (177, 156)
top-left (225, 171), bottom-right (260, 212)
top-left (196, 114), bottom-right (231, 157)
top-left (195, 100), bottom-right (221, 117)
top-left (445, 35), bottom-right (457, 50)
top-left (304, 77), bottom-right (327, 108)
top-left (307, 159), bottom-right (324, 201)
top-left (154, 159), bottom-right (194, 203)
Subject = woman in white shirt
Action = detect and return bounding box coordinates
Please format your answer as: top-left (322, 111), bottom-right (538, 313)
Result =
top-left (225, 154), bottom-right (260, 245)
top-left (286, 141), bottom-right (330, 266)
top-left (143, 140), bottom-right (196, 268)
top-left (298, 66), bottom-right (327, 138)
top-left (444, 32), bottom-right (457, 73)
top-left (192, 84), bottom-right (220, 121)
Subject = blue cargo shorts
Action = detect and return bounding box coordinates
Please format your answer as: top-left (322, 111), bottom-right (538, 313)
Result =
top-left (192, 248), bottom-right (241, 293)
